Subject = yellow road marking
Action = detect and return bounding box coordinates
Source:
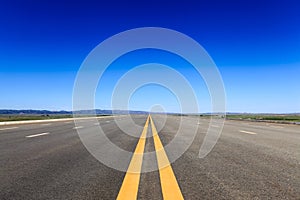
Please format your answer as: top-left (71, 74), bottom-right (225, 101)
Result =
top-left (150, 116), bottom-right (184, 200)
top-left (117, 115), bottom-right (150, 200)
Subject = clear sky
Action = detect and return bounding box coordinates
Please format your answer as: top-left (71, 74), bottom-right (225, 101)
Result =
top-left (0, 0), bottom-right (299, 113)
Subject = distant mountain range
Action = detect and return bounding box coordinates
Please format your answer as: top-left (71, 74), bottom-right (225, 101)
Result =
top-left (0, 109), bottom-right (299, 115)
top-left (0, 109), bottom-right (148, 115)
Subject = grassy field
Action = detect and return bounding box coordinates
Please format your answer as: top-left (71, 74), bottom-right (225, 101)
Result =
top-left (0, 114), bottom-right (115, 122)
top-left (0, 114), bottom-right (74, 122)
top-left (1, 113), bottom-right (299, 123)
top-left (226, 114), bottom-right (300, 122)
top-left (0, 114), bottom-right (112, 122)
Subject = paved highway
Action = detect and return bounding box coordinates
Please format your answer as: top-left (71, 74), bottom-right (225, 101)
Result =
top-left (0, 115), bottom-right (299, 199)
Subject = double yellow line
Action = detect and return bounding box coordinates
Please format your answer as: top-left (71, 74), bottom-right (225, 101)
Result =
top-left (117, 115), bottom-right (184, 200)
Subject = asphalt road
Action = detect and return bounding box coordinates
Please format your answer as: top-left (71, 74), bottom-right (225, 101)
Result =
top-left (0, 115), bottom-right (299, 199)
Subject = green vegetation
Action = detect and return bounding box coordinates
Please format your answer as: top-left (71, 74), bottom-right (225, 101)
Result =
top-left (0, 115), bottom-right (73, 122)
top-left (0, 114), bottom-right (113, 122)
top-left (226, 114), bottom-right (300, 122)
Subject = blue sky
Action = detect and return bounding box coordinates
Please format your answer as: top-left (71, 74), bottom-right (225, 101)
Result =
top-left (0, 0), bottom-right (299, 113)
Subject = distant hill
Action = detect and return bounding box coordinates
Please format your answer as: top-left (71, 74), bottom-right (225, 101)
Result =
top-left (0, 109), bottom-right (298, 116)
top-left (73, 109), bottom-right (149, 115)
top-left (0, 109), bottom-right (149, 115)
top-left (0, 109), bottom-right (71, 115)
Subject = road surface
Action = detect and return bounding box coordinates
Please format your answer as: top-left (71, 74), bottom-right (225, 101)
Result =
top-left (0, 115), bottom-right (299, 199)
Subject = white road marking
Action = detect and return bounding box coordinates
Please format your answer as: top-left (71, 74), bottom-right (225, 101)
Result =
top-left (211, 125), bottom-right (219, 128)
top-left (0, 127), bottom-right (18, 131)
top-left (73, 126), bottom-right (83, 129)
top-left (64, 121), bottom-right (72, 124)
top-left (239, 130), bottom-right (257, 135)
top-left (26, 132), bottom-right (49, 138)
top-left (40, 123), bottom-right (51, 126)
top-left (94, 123), bottom-right (99, 125)
top-left (106, 121), bottom-right (110, 123)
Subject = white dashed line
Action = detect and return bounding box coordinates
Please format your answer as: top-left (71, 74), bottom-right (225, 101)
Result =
top-left (106, 121), bottom-right (110, 123)
top-left (239, 130), bottom-right (257, 135)
top-left (0, 127), bottom-right (19, 131)
top-left (26, 132), bottom-right (49, 138)
top-left (73, 126), bottom-right (84, 129)
top-left (40, 123), bottom-right (51, 126)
